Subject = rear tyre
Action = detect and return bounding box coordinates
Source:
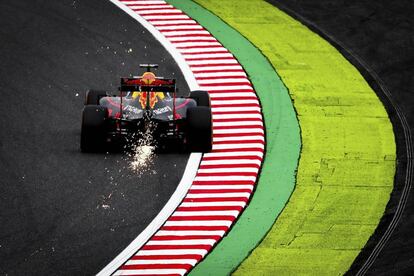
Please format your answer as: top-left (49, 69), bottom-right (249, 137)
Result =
top-left (81, 105), bottom-right (107, 152)
top-left (85, 89), bottom-right (107, 105)
top-left (189, 90), bottom-right (210, 107)
top-left (187, 106), bottom-right (212, 152)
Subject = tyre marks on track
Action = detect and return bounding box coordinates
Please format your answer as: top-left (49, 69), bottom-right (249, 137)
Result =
top-left (102, 0), bottom-right (265, 275)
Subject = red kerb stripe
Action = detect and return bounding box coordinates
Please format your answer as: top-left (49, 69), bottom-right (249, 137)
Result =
top-left (183, 50), bottom-right (230, 55)
top-left (160, 225), bottom-right (229, 231)
top-left (130, 254), bottom-right (202, 261)
top-left (199, 163), bottom-right (261, 169)
top-left (131, 7), bottom-right (175, 11)
top-left (166, 34), bottom-right (212, 38)
top-left (172, 39), bottom-right (218, 44)
top-left (213, 124), bottom-right (263, 130)
top-left (183, 197), bottom-right (249, 202)
top-left (142, 244), bottom-right (212, 250)
top-left (160, 28), bottom-right (205, 32)
top-left (147, 18), bottom-right (190, 22)
top-left (210, 147), bottom-right (264, 153)
top-left (212, 140), bottom-right (264, 146)
top-left (190, 63), bottom-right (240, 68)
top-left (177, 206), bottom-right (243, 212)
top-left (188, 188), bottom-right (253, 193)
top-left (186, 57), bottom-right (235, 61)
top-left (151, 235), bottom-right (221, 241)
top-left (196, 76), bottom-right (247, 80)
top-left (192, 180), bottom-right (255, 185)
top-left (176, 45), bottom-right (224, 49)
top-left (213, 117), bottom-right (262, 122)
top-left (140, 12), bottom-right (185, 16)
top-left (200, 82), bottom-right (251, 87)
top-left (169, 215), bottom-right (236, 221)
top-left (121, 263), bottom-right (193, 270)
top-left (211, 103), bottom-right (260, 108)
top-left (192, 69), bottom-right (244, 74)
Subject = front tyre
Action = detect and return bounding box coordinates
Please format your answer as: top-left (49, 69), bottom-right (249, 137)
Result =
top-left (186, 106), bottom-right (212, 152)
top-left (80, 105), bottom-right (108, 152)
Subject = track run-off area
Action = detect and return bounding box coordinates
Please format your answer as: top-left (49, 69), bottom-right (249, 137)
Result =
top-left (185, 0), bottom-right (396, 275)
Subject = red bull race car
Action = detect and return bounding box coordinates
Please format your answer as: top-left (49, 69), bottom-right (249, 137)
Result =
top-left (80, 64), bottom-right (212, 152)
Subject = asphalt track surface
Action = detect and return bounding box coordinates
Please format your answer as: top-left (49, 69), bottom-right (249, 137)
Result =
top-left (0, 0), bottom-right (191, 275)
top-left (268, 0), bottom-right (414, 274)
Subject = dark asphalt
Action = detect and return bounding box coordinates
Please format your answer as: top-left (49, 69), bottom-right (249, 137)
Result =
top-left (0, 0), bottom-right (190, 275)
top-left (267, 0), bottom-right (414, 275)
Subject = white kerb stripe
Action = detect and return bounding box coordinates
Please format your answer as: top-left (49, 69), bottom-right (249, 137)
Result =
top-left (151, 19), bottom-right (198, 25)
top-left (201, 85), bottom-right (253, 91)
top-left (178, 47), bottom-right (228, 54)
top-left (179, 201), bottom-right (247, 207)
top-left (173, 211), bottom-right (239, 217)
top-left (194, 72), bottom-right (247, 78)
top-left (142, 15), bottom-right (190, 20)
top-left (135, 249), bottom-right (208, 256)
top-left (193, 65), bottom-right (243, 71)
top-left (213, 121), bottom-right (263, 127)
top-left (113, 269), bottom-right (187, 275)
top-left (146, 239), bottom-right (217, 245)
top-left (187, 59), bottom-right (239, 65)
top-left (203, 151), bottom-right (264, 158)
top-left (128, 5), bottom-right (174, 10)
top-left (213, 128), bottom-right (264, 134)
top-left (197, 78), bottom-right (250, 85)
top-left (164, 220), bottom-right (233, 227)
top-left (157, 25), bottom-right (203, 30)
top-left (213, 136), bottom-right (265, 143)
top-left (122, 1), bottom-right (167, 5)
top-left (184, 53), bottom-right (234, 59)
top-left (126, 259), bottom-right (198, 265)
top-left (211, 100), bottom-right (259, 106)
top-left (194, 176), bottom-right (257, 182)
top-left (190, 185), bottom-right (254, 190)
top-left (136, 10), bottom-right (182, 15)
top-left (155, 230), bottom-right (226, 236)
top-left (212, 114), bottom-right (262, 120)
top-left (211, 107), bottom-right (261, 113)
top-left (172, 42), bottom-right (222, 47)
top-left (209, 93), bottom-right (259, 99)
top-left (212, 144), bottom-right (264, 150)
top-left (186, 192), bottom-right (252, 198)
top-left (162, 30), bottom-right (211, 36)
top-left (201, 159), bottom-right (262, 166)
top-left (197, 167), bottom-right (259, 173)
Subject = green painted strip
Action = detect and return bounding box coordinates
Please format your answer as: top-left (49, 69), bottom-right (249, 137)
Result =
top-left (188, 0), bottom-right (397, 275)
top-left (166, 0), bottom-right (301, 275)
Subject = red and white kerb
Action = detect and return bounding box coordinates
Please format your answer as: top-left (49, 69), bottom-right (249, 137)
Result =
top-left (114, 1), bottom-right (264, 275)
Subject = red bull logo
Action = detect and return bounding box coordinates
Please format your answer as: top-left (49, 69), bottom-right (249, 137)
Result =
top-left (138, 92), bottom-right (158, 109)
top-left (133, 72), bottom-right (164, 109)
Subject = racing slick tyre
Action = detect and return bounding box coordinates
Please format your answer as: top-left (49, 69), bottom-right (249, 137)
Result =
top-left (187, 106), bottom-right (212, 152)
top-left (80, 105), bottom-right (107, 152)
top-left (190, 90), bottom-right (210, 107)
top-left (85, 89), bottom-right (107, 105)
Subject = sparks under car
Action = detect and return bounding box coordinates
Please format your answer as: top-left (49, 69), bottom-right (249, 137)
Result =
top-left (80, 64), bottom-right (212, 152)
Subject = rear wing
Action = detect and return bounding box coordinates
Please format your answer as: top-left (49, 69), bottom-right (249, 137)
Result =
top-left (119, 77), bottom-right (176, 93)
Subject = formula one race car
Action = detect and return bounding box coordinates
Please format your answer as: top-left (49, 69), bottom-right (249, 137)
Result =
top-left (80, 64), bottom-right (212, 153)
